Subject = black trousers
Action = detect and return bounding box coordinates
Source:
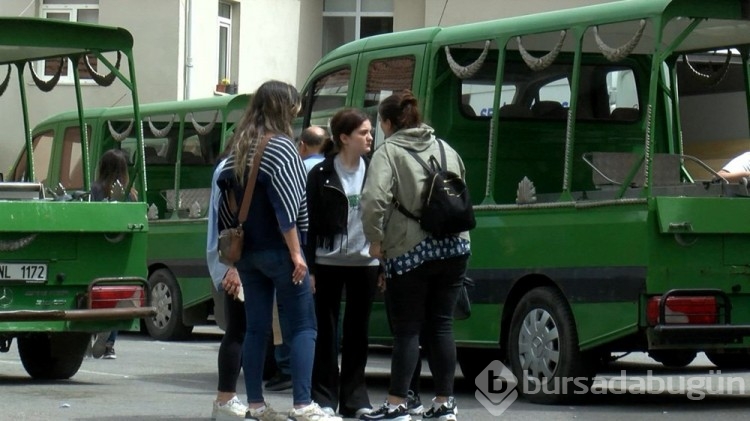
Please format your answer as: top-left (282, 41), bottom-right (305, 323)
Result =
top-left (217, 291), bottom-right (246, 393)
top-left (311, 264), bottom-right (379, 415)
top-left (385, 255), bottom-right (468, 398)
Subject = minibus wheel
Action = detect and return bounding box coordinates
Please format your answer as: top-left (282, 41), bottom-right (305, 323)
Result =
top-left (648, 350), bottom-right (697, 368)
top-left (145, 268), bottom-right (193, 341)
top-left (18, 332), bottom-right (88, 379)
top-left (508, 287), bottom-right (591, 404)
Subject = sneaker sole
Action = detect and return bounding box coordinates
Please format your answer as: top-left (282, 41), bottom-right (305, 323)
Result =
top-left (215, 412), bottom-right (246, 421)
top-left (362, 415), bottom-right (411, 421)
top-left (91, 332), bottom-right (109, 359)
top-left (408, 405), bottom-right (424, 415)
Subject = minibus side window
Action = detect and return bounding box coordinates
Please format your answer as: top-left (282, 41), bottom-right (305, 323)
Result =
top-left (366, 56), bottom-right (415, 148)
top-left (311, 68), bottom-right (351, 114)
top-left (13, 131), bottom-right (54, 184)
top-left (59, 125), bottom-right (90, 190)
top-left (365, 56), bottom-right (415, 107)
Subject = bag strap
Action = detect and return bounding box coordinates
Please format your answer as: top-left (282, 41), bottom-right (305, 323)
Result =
top-left (236, 135), bottom-right (270, 224)
top-left (393, 139), bottom-right (446, 222)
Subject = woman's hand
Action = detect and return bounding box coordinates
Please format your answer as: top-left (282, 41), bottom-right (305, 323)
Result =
top-left (377, 272), bottom-right (386, 293)
top-left (291, 251), bottom-right (308, 285)
top-left (368, 242), bottom-right (383, 259)
top-left (221, 267), bottom-right (242, 299)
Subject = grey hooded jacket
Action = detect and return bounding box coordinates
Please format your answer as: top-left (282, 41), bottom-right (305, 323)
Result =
top-left (361, 124), bottom-right (471, 259)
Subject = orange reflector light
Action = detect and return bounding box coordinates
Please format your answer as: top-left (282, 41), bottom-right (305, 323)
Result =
top-left (646, 296), bottom-right (718, 326)
top-left (90, 285), bottom-right (145, 309)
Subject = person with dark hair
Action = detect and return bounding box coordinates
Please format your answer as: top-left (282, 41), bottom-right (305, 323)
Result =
top-left (305, 108), bottom-right (379, 418)
top-left (360, 91), bottom-right (471, 421)
top-left (216, 80), bottom-right (340, 421)
top-left (90, 148), bottom-right (138, 360)
top-left (298, 125), bottom-right (329, 172)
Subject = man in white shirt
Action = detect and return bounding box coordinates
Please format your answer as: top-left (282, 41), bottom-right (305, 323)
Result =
top-left (718, 151), bottom-right (750, 182)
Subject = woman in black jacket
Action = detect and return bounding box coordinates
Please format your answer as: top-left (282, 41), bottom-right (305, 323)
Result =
top-left (306, 108), bottom-right (380, 418)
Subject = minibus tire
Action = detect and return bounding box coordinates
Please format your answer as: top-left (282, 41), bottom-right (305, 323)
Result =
top-left (18, 332), bottom-right (88, 379)
top-left (145, 268), bottom-right (193, 341)
top-left (648, 350), bottom-right (696, 368)
top-left (508, 287), bottom-right (591, 404)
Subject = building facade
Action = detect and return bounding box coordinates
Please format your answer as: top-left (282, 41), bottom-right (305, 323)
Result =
top-left (0, 0), bottom-right (612, 170)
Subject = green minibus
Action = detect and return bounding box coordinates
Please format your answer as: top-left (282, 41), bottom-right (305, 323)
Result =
top-left (296, 0), bottom-right (750, 403)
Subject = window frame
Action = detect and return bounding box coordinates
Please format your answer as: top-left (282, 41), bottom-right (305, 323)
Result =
top-left (322, 0), bottom-right (393, 54)
top-left (39, 1), bottom-right (100, 85)
top-left (218, 1), bottom-right (232, 84)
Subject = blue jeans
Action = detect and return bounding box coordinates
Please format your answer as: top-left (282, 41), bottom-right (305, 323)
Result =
top-left (237, 248), bottom-right (317, 406)
top-left (275, 343), bottom-right (291, 375)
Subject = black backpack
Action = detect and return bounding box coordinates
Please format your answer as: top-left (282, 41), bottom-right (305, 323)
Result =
top-left (395, 140), bottom-right (476, 238)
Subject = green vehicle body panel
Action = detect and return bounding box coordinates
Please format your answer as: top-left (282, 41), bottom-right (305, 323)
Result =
top-left (0, 16), bottom-right (153, 377)
top-left (299, 0), bottom-right (750, 366)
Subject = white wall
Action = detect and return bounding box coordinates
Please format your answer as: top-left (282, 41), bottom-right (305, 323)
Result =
top-left (296, 0), bottom-right (324, 89)
top-left (237, 0), bottom-right (301, 93)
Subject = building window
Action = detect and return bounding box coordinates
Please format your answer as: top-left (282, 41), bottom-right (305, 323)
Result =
top-left (322, 0), bottom-right (393, 55)
top-left (40, 0), bottom-right (100, 83)
top-left (218, 2), bottom-right (232, 85)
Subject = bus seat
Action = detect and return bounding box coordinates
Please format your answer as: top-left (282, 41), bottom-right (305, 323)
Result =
top-left (498, 103), bottom-right (532, 118)
top-left (144, 146), bottom-right (167, 164)
top-left (531, 101), bottom-right (567, 119)
top-left (610, 107), bottom-right (639, 122)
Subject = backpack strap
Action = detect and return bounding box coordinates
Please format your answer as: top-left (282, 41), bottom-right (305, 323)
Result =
top-left (393, 138), bottom-right (446, 222)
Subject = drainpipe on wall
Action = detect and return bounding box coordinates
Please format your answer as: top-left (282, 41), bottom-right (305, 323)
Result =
top-left (183, 0), bottom-right (193, 100)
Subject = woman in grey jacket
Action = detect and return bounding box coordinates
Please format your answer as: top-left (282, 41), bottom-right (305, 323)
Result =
top-left (360, 91), bottom-right (470, 421)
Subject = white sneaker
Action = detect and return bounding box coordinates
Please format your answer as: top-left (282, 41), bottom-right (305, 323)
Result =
top-left (320, 407), bottom-right (337, 416)
top-left (212, 396), bottom-right (247, 420)
top-left (290, 402), bottom-right (343, 421)
top-left (246, 403), bottom-right (291, 421)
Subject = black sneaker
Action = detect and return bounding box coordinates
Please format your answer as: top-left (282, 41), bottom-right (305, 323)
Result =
top-left (359, 403), bottom-right (411, 421)
top-left (422, 397), bottom-right (457, 421)
top-left (103, 346), bottom-right (116, 360)
top-left (405, 391), bottom-right (423, 415)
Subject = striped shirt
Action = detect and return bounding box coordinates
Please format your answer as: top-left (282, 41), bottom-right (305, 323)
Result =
top-left (217, 135), bottom-right (308, 249)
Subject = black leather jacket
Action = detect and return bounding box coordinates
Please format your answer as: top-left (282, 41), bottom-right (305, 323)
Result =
top-left (304, 154), bottom-right (369, 274)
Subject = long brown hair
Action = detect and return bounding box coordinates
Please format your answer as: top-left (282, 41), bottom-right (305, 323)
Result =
top-left (230, 80), bottom-right (300, 181)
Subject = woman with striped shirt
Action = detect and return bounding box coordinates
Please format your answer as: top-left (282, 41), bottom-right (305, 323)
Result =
top-left (217, 80), bottom-right (339, 421)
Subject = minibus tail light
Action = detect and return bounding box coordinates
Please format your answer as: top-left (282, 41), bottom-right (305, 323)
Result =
top-left (90, 285), bottom-right (146, 309)
top-left (646, 296), bottom-right (718, 326)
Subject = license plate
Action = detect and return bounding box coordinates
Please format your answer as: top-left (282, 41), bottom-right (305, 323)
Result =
top-left (0, 263), bottom-right (47, 283)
